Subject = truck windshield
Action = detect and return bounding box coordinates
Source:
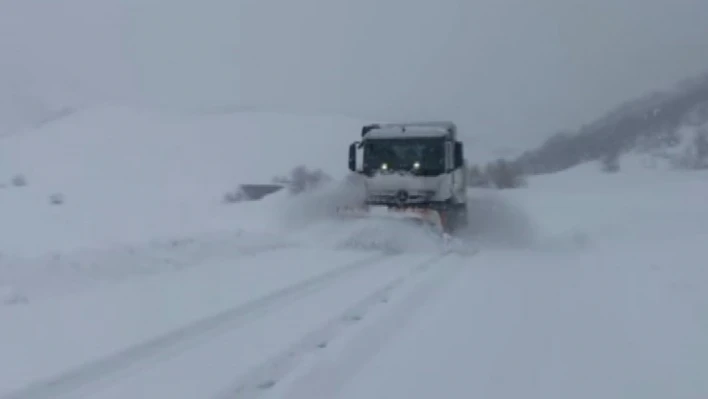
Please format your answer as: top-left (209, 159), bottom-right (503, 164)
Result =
top-left (362, 138), bottom-right (445, 174)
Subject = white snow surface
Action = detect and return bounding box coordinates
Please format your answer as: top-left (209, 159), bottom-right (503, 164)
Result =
top-left (0, 107), bottom-right (706, 398)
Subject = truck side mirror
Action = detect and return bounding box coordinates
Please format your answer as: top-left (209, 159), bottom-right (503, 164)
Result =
top-left (348, 142), bottom-right (357, 171)
top-left (454, 141), bottom-right (464, 168)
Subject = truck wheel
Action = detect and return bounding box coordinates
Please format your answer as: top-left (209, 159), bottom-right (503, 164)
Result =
top-left (441, 204), bottom-right (467, 234)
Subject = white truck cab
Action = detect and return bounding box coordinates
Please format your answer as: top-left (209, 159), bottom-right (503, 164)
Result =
top-left (348, 121), bottom-right (468, 232)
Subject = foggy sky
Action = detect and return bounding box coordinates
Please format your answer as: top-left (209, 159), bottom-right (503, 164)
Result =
top-left (236, 0), bottom-right (708, 146)
top-left (2, 0), bottom-right (708, 148)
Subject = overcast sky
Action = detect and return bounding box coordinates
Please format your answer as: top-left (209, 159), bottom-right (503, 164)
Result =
top-left (2, 0), bottom-right (708, 148)
top-left (235, 0), bottom-right (708, 146)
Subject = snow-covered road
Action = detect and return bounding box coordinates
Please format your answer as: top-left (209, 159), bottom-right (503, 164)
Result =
top-left (1, 246), bottom-right (468, 399)
top-left (287, 246), bottom-right (708, 399)
top-left (5, 234), bottom-right (706, 399)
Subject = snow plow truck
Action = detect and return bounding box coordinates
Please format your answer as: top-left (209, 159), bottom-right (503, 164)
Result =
top-left (340, 121), bottom-right (468, 235)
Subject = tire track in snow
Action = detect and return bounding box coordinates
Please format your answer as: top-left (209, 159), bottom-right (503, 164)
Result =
top-left (0, 251), bottom-right (394, 399)
top-left (277, 250), bottom-right (471, 399)
top-left (213, 249), bottom-right (472, 399)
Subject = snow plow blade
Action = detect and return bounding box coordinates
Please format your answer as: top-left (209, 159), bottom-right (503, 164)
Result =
top-left (336, 205), bottom-right (446, 234)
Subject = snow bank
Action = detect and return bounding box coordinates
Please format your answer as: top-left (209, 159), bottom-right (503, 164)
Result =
top-left (508, 158), bottom-right (708, 253)
top-left (0, 230), bottom-right (293, 305)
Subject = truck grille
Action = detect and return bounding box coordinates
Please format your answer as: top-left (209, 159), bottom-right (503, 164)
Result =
top-left (366, 190), bottom-right (435, 205)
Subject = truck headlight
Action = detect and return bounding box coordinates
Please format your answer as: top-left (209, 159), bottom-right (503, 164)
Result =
top-left (381, 163), bottom-right (388, 170)
top-left (413, 161), bottom-right (420, 169)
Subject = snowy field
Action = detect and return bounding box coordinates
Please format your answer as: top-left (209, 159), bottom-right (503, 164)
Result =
top-left (1, 107), bottom-right (706, 398)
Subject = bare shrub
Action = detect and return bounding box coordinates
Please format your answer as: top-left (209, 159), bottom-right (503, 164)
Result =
top-left (11, 174), bottom-right (26, 187)
top-left (222, 189), bottom-right (247, 204)
top-left (486, 159), bottom-right (526, 189)
top-left (665, 125), bottom-right (708, 170)
top-left (274, 165), bottom-right (332, 195)
top-left (600, 150), bottom-right (620, 173)
top-left (467, 164), bottom-right (490, 187)
top-left (692, 127), bottom-right (708, 169)
top-left (49, 193), bottom-right (64, 205)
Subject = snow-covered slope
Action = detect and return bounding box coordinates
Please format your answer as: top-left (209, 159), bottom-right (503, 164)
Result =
top-left (0, 106), bottom-right (364, 255)
top-left (1, 108), bottom-right (706, 398)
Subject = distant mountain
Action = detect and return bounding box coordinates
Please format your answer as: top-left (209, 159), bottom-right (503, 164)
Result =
top-left (513, 71), bottom-right (708, 174)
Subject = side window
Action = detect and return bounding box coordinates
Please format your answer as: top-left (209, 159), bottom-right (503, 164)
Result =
top-left (453, 141), bottom-right (464, 168)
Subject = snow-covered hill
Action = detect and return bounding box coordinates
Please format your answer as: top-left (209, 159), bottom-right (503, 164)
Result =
top-left (0, 106), bottom-right (364, 255)
top-left (515, 71), bottom-right (708, 174)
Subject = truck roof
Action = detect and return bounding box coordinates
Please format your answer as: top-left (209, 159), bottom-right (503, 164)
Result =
top-left (363, 126), bottom-right (450, 139)
top-left (361, 121), bottom-right (457, 140)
